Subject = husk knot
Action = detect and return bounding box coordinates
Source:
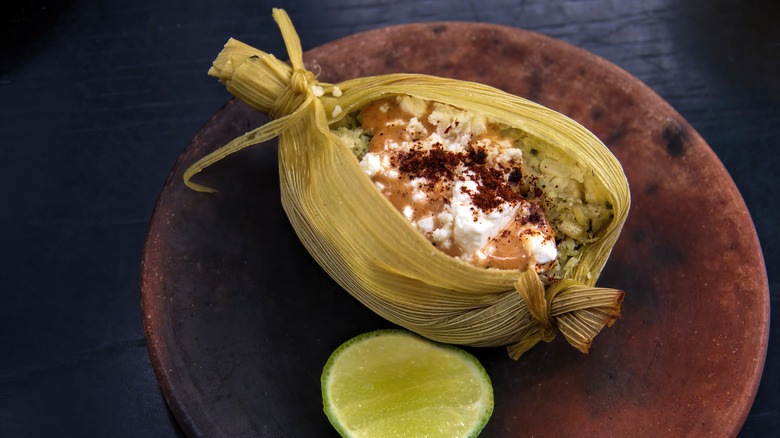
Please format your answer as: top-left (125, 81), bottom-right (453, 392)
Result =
top-left (270, 67), bottom-right (318, 119)
top-left (291, 68), bottom-right (315, 94)
top-left (508, 270), bottom-right (624, 359)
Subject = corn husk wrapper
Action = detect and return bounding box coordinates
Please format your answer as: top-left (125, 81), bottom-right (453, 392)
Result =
top-left (185, 9), bottom-right (630, 359)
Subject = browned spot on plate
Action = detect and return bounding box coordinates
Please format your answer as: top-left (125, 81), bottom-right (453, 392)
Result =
top-left (663, 119), bottom-right (690, 157)
top-left (430, 24), bottom-right (447, 34)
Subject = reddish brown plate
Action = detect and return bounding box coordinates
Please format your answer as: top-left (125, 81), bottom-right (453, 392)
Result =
top-left (141, 22), bottom-right (769, 437)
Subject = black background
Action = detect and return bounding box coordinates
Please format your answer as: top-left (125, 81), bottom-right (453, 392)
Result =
top-left (2, 0), bottom-right (777, 436)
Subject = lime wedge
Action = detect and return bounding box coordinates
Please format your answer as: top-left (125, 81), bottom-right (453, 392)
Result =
top-left (321, 329), bottom-right (494, 438)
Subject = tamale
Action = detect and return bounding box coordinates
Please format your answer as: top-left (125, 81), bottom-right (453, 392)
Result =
top-left (184, 9), bottom-right (630, 359)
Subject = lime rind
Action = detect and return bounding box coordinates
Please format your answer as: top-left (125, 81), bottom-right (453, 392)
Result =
top-left (321, 329), bottom-right (494, 438)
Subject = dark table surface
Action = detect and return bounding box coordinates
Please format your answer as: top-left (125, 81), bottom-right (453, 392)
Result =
top-left (2, 0), bottom-right (777, 436)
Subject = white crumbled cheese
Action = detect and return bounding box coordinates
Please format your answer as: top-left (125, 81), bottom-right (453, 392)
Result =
top-left (332, 105), bottom-right (342, 117)
top-left (403, 206), bottom-right (414, 220)
top-left (360, 152), bottom-right (382, 177)
top-left (445, 139), bottom-right (467, 154)
top-left (417, 216), bottom-right (435, 233)
top-left (311, 85), bottom-right (324, 97)
top-left (525, 233), bottom-right (558, 264)
top-left (427, 131), bottom-right (466, 154)
top-left (473, 113), bottom-right (488, 133)
top-left (379, 102), bottom-right (390, 112)
top-left (428, 107), bottom-right (450, 128)
top-left (374, 181), bottom-right (385, 190)
top-left (451, 175), bottom-right (520, 253)
top-left (472, 139), bottom-right (492, 158)
top-left (409, 178), bottom-right (426, 189)
top-left (498, 144), bottom-right (523, 162)
top-left (432, 227), bottom-right (452, 248)
top-left (437, 209), bottom-right (454, 224)
top-left (411, 190), bottom-right (427, 203)
top-left (399, 95), bottom-right (427, 118)
top-left (430, 103), bottom-right (487, 137)
top-left (425, 132), bottom-right (445, 148)
top-left (331, 86), bottom-right (342, 97)
top-left (451, 208), bottom-right (504, 253)
top-left (403, 117), bottom-right (426, 139)
top-left (385, 140), bottom-right (402, 151)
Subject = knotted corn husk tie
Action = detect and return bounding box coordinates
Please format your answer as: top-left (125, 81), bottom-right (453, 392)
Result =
top-left (510, 270), bottom-right (624, 358)
top-left (184, 9), bottom-right (630, 359)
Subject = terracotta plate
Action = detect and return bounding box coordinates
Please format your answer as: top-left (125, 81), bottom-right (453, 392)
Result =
top-left (141, 22), bottom-right (769, 437)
